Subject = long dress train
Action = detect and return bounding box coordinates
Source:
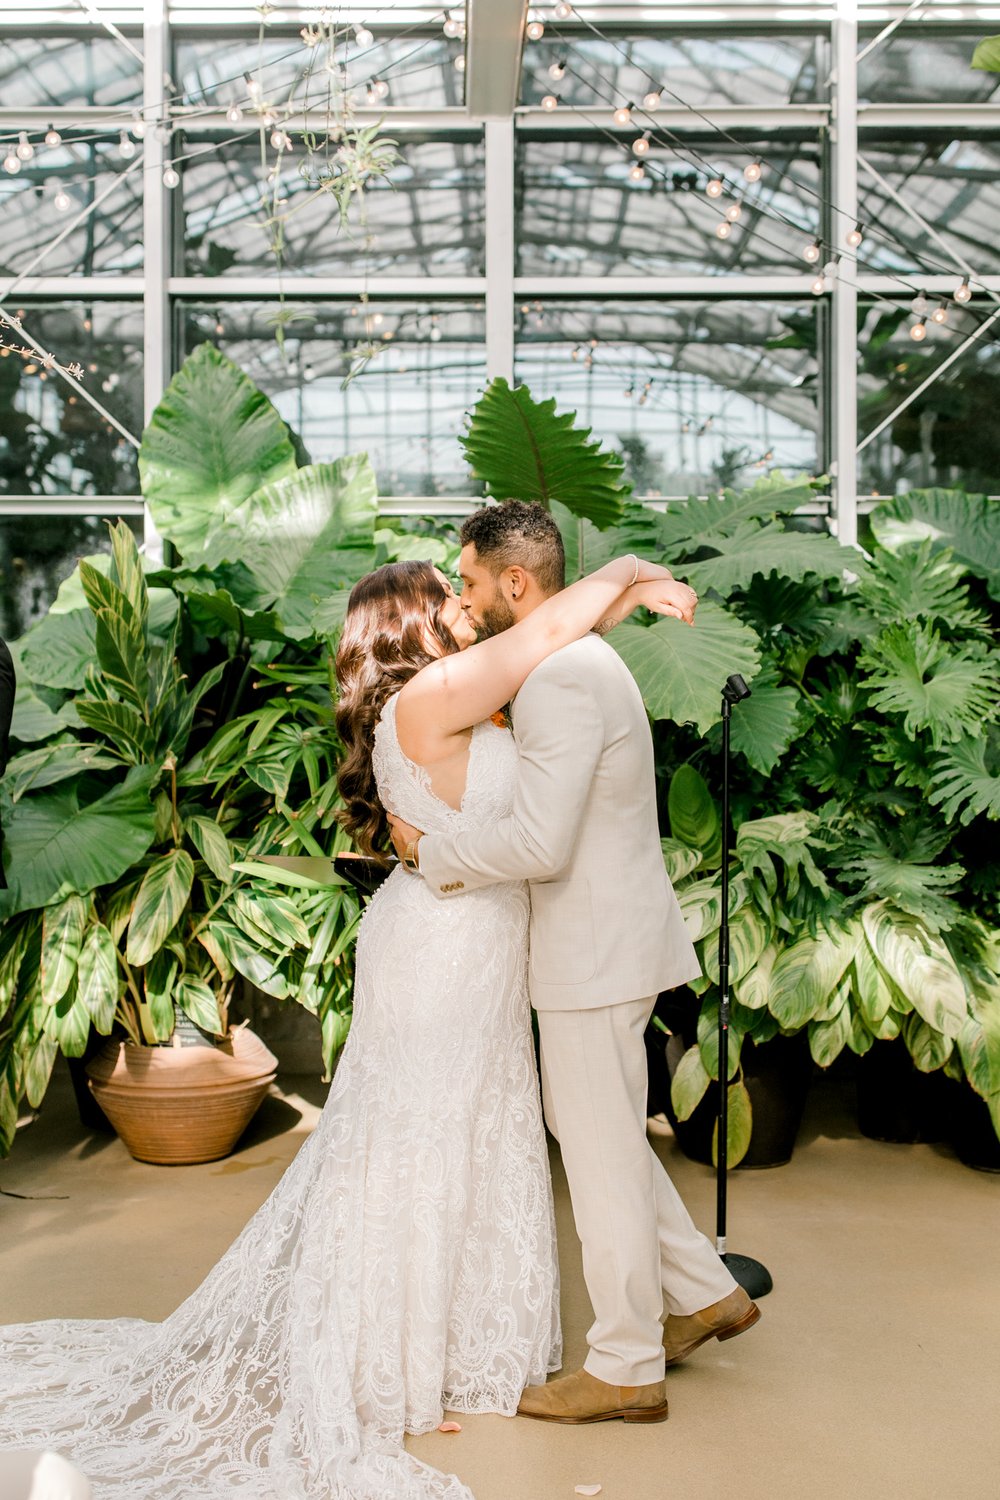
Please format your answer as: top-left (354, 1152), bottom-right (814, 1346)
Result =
top-left (0, 696), bottom-right (560, 1498)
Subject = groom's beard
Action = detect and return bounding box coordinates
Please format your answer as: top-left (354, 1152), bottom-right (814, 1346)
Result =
top-left (476, 589), bottom-right (517, 640)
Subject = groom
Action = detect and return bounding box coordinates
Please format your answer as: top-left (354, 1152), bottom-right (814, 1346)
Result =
top-left (390, 501), bottom-right (759, 1423)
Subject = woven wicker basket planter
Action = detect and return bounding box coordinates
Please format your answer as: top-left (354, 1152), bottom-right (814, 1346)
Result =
top-left (85, 1027), bottom-right (278, 1166)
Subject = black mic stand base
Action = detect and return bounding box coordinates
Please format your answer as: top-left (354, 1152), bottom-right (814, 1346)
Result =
top-left (721, 1252), bottom-right (774, 1300)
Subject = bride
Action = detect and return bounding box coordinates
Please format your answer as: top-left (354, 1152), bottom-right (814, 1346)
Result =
top-left (0, 551), bottom-right (695, 1500)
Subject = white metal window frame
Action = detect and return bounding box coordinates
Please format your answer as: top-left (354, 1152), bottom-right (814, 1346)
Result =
top-left (0, 0), bottom-right (998, 547)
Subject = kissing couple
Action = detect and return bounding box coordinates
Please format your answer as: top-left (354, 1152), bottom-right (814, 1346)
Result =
top-left (0, 502), bottom-right (759, 1500)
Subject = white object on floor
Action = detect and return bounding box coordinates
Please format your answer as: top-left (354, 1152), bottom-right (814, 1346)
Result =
top-left (0, 1450), bottom-right (93, 1499)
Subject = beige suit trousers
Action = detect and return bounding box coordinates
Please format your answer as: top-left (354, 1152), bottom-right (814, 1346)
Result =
top-left (538, 995), bottom-right (738, 1387)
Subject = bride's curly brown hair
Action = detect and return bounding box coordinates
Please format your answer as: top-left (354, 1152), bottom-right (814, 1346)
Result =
top-left (335, 560), bottom-right (461, 860)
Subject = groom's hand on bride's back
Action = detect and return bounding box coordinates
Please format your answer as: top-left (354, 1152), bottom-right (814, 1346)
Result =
top-left (388, 814), bottom-right (424, 868)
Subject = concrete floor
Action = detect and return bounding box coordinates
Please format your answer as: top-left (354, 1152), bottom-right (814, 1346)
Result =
top-left (2, 1063), bottom-right (998, 1500)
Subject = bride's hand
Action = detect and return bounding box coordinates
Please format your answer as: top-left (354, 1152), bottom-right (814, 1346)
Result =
top-left (632, 578), bottom-right (698, 625)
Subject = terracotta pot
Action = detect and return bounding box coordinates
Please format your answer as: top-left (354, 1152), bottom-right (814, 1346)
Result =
top-left (85, 1027), bottom-right (277, 1165)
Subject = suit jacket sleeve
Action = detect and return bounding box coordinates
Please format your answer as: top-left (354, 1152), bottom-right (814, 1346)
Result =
top-left (418, 658), bottom-right (605, 898)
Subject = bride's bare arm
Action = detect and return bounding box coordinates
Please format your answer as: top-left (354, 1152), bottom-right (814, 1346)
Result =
top-left (397, 557), bottom-right (696, 744)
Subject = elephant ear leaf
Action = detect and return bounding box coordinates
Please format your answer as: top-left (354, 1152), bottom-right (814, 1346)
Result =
top-left (139, 342), bottom-right (297, 559)
top-left (461, 378), bottom-right (629, 530)
top-left (668, 764), bottom-right (722, 868)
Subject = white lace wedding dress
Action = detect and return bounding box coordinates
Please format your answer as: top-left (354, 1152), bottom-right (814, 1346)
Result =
top-left (0, 695), bottom-right (560, 1499)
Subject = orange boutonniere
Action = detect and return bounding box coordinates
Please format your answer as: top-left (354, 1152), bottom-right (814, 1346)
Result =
top-left (490, 709), bottom-right (509, 729)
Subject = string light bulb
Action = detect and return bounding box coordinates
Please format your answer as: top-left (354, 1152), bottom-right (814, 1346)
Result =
top-left (245, 73), bottom-right (261, 98)
top-left (44, 125), bottom-right (62, 148)
top-left (374, 77), bottom-right (389, 98)
top-left (643, 89), bottom-right (662, 110)
top-left (910, 318), bottom-right (927, 342)
top-left (554, 1), bottom-right (572, 16)
top-left (163, 165), bottom-right (180, 188)
top-left (706, 177), bottom-right (724, 198)
top-left (548, 59), bottom-right (566, 80)
top-left (725, 201), bottom-right (743, 222)
top-left (443, 11), bottom-right (461, 37)
top-left (3, 150), bottom-right (20, 174)
top-left (118, 129), bottom-right (136, 159)
top-left (131, 111), bottom-right (146, 139)
top-left (715, 220), bottom-right (732, 239)
top-left (628, 163), bottom-right (646, 182)
top-left (931, 301), bottom-right (948, 325)
top-left (526, 20), bottom-right (545, 39)
top-left (227, 102), bottom-right (243, 123)
top-left (541, 94), bottom-right (559, 111)
top-left (743, 159), bottom-right (762, 183)
top-left (632, 131), bottom-right (651, 156)
top-left (846, 222), bottom-right (864, 248)
top-left (954, 278), bottom-right (972, 303)
top-left (53, 183), bottom-right (71, 211)
top-left (612, 103), bottom-right (632, 126)
top-left (811, 274), bottom-right (826, 295)
top-left (454, 54), bottom-right (466, 71)
top-left (802, 239), bottom-right (821, 264)
top-left (16, 132), bottom-right (33, 162)
top-left (911, 290), bottom-right (928, 317)
top-left (354, 24), bottom-right (374, 46)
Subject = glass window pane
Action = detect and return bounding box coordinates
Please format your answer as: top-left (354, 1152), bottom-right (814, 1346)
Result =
top-left (515, 300), bottom-right (819, 494)
top-left (0, 32), bottom-right (142, 109)
top-left (516, 136), bottom-right (821, 276)
top-left (180, 134), bottom-right (485, 277)
top-left (859, 30), bottom-right (1000, 104)
top-left (857, 138), bottom-right (1000, 278)
top-left (858, 299), bottom-right (1000, 497)
top-left (0, 514), bottom-right (142, 641)
top-left (0, 301), bottom-right (142, 497)
top-left (0, 137), bottom-right (144, 277)
top-left (174, 31), bottom-right (465, 112)
top-left (179, 300), bottom-right (485, 496)
top-left (522, 31), bottom-right (828, 108)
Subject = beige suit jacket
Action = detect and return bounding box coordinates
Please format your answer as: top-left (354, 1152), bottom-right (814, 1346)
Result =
top-left (418, 633), bottom-right (701, 1010)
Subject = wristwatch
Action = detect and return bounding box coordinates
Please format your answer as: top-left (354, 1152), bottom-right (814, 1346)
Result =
top-left (402, 836), bottom-right (422, 872)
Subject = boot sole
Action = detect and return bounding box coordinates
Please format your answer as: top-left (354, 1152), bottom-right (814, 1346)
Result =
top-left (663, 1301), bottom-right (761, 1368)
top-left (517, 1403), bottom-right (669, 1425)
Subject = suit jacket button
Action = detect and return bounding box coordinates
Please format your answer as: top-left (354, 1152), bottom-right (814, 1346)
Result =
top-left (455, 881), bottom-right (464, 889)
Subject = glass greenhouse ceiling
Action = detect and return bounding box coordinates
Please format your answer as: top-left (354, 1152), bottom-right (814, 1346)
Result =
top-left (3, 0), bottom-right (1000, 621)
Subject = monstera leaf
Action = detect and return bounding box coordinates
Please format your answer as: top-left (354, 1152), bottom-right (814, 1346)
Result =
top-left (0, 767), bottom-right (158, 915)
top-left (462, 378), bottom-right (629, 530)
top-left (928, 731), bottom-right (1000, 825)
top-left (858, 541), bottom-right (989, 634)
top-left (859, 621), bottom-right (1000, 748)
top-left (611, 602), bottom-right (761, 734)
top-left (199, 456), bottom-right (379, 636)
top-left (139, 343), bottom-right (298, 558)
top-left (870, 489), bottom-right (1000, 598)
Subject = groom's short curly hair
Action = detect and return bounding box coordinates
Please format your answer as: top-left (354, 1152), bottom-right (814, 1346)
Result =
top-left (460, 501), bottom-right (565, 595)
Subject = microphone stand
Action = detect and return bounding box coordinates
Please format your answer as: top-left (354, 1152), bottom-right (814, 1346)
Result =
top-left (716, 673), bottom-right (773, 1300)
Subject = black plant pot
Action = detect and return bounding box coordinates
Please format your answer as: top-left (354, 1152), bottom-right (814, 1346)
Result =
top-left (855, 1039), bottom-right (948, 1145)
top-left (944, 1078), bottom-right (1000, 1173)
top-left (663, 1032), bottom-right (812, 1169)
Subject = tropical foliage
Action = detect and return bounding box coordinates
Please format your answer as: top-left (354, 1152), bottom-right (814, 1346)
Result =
top-left (3, 357), bottom-right (998, 1163)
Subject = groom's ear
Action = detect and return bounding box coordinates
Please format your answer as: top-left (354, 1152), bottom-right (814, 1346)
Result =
top-left (506, 565), bottom-right (530, 602)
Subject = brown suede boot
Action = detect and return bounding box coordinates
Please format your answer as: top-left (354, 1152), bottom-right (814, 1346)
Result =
top-left (517, 1368), bottom-right (668, 1424)
top-left (662, 1286), bottom-right (761, 1367)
